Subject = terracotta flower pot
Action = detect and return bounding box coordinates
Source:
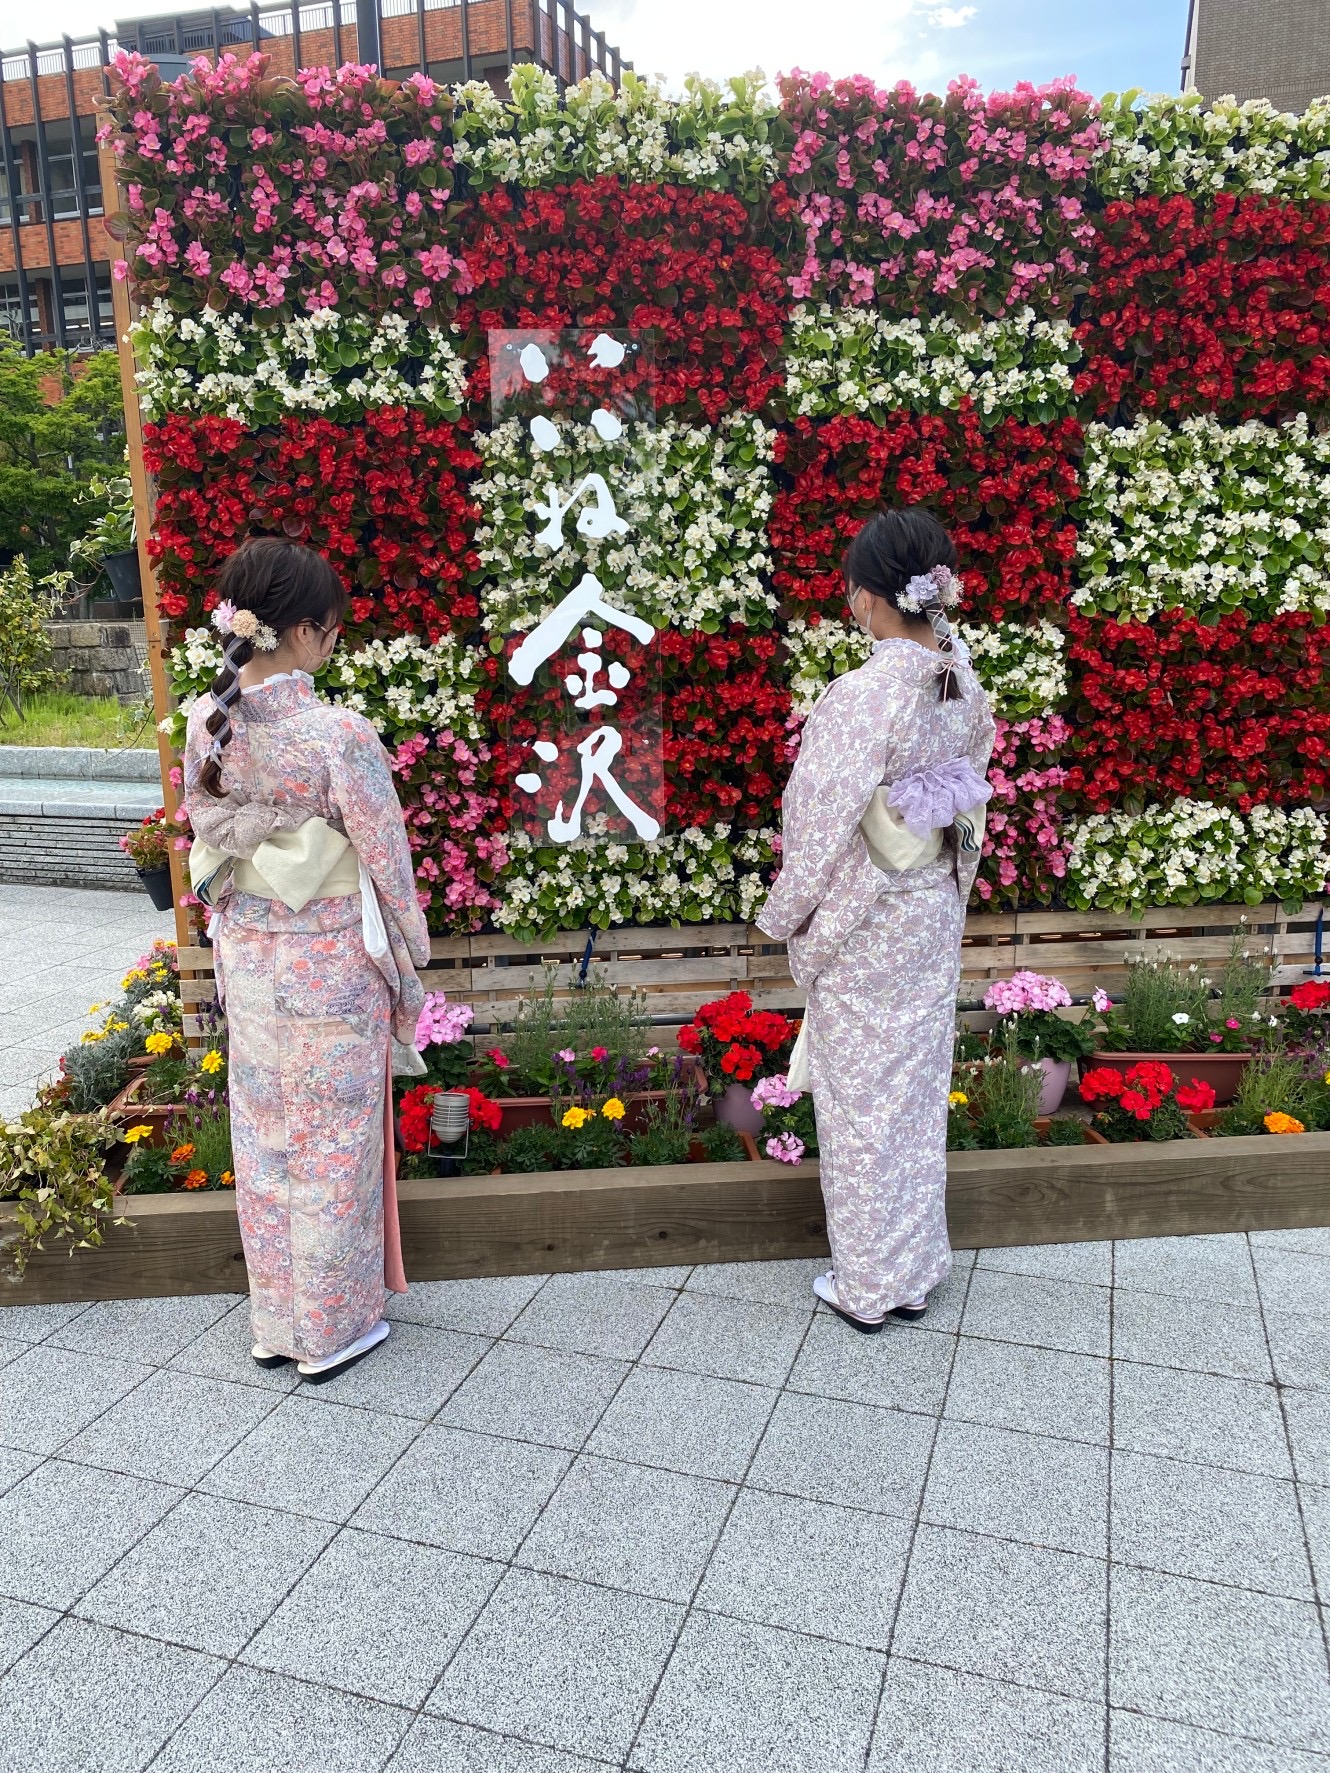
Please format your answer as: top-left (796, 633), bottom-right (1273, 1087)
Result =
top-left (1087, 1051), bottom-right (1252, 1107)
top-left (1033, 1117), bottom-right (1110, 1146)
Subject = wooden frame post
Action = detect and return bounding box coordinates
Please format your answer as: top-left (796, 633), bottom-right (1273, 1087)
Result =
top-left (97, 127), bottom-right (191, 954)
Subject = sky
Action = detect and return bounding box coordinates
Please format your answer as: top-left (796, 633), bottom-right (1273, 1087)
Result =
top-left (0, 0), bottom-right (1187, 99)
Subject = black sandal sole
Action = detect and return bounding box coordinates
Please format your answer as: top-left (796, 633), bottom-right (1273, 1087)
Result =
top-left (825, 1300), bottom-right (887, 1335)
top-left (888, 1305), bottom-right (929, 1322)
top-left (252, 1353), bottom-right (292, 1369)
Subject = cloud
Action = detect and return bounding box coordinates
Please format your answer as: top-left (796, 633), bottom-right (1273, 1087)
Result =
top-left (586, 0), bottom-right (948, 90)
top-left (929, 6), bottom-right (978, 25)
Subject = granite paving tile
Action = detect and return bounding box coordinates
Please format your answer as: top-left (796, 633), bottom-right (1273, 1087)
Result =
top-left (869, 1659), bottom-right (1105, 1773)
top-left (438, 1342), bottom-right (629, 1452)
top-left (244, 1527), bottom-right (500, 1708)
top-left (960, 1269), bottom-right (1110, 1357)
top-left (1265, 1308), bottom-right (1330, 1392)
top-left (354, 1425), bottom-right (572, 1561)
top-left (167, 1299), bottom-right (303, 1392)
top-left (1112, 1364), bottom-right (1292, 1478)
top-left (151, 1663), bottom-right (410, 1773)
top-left (1250, 1227), bottom-right (1330, 1259)
top-left (588, 1366), bottom-right (776, 1483)
top-left (0, 1459), bottom-right (181, 1609)
top-left (893, 1525), bottom-right (1108, 1702)
top-left (290, 1321), bottom-right (491, 1420)
top-left (641, 1291), bottom-right (811, 1389)
top-left (1112, 1291), bottom-right (1272, 1382)
top-left (1298, 1482), bottom-right (1329, 1593)
top-left (506, 1272), bottom-right (676, 1362)
top-left (386, 1275), bottom-right (548, 1337)
top-left (977, 1240), bottom-right (1113, 1287)
top-left (946, 1336), bottom-right (1110, 1446)
top-left (1251, 1247), bottom-right (1330, 1318)
top-left (1113, 1234), bottom-right (1259, 1308)
top-left (1283, 1389), bottom-right (1330, 1485)
top-left (428, 1568), bottom-right (682, 1764)
top-left (0, 1300), bottom-right (91, 1343)
top-left (923, 1419), bottom-right (1109, 1557)
top-left (61, 1367), bottom-right (277, 1487)
top-left (1109, 1710), bottom-right (1330, 1772)
top-left (42, 1292), bottom-right (240, 1365)
top-left (0, 1343), bottom-right (151, 1455)
top-left (787, 1317), bottom-right (954, 1417)
top-left (0, 1597), bottom-right (59, 1679)
top-left (1112, 1450), bottom-right (1312, 1598)
top-left (697, 1487), bottom-right (912, 1650)
top-left (0, 1445), bottom-right (40, 1501)
top-left (0, 1617), bottom-right (225, 1773)
top-left (200, 1393), bottom-right (421, 1523)
top-left (389, 1717), bottom-right (620, 1773)
top-left (685, 1259), bottom-right (827, 1309)
top-left (630, 1610), bottom-right (884, 1773)
top-left (1109, 1564), bottom-right (1330, 1751)
top-left (517, 1454), bottom-right (734, 1603)
top-left (746, 1392), bottom-right (935, 1518)
top-left (77, 1491), bottom-right (334, 1657)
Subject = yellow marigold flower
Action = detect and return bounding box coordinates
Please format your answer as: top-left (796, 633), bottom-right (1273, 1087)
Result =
top-left (600, 1097), bottom-right (626, 1121)
top-left (561, 1106), bottom-right (593, 1129)
top-left (219, 1170), bottom-right (235, 1189)
top-left (106, 1019), bottom-right (129, 1033)
top-left (144, 1032), bottom-right (174, 1055)
top-left (948, 1091), bottom-right (969, 1107)
top-left (200, 1049), bottom-right (224, 1074)
top-left (123, 1125), bottom-right (153, 1144)
top-left (87, 1002), bottom-right (105, 1015)
top-left (1264, 1112), bottom-right (1305, 1135)
top-left (1324, 1071), bottom-right (1330, 1087)
top-left (120, 968), bottom-right (147, 988)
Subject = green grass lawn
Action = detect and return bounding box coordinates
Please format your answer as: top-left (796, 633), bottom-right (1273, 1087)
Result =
top-left (0, 691), bottom-right (157, 750)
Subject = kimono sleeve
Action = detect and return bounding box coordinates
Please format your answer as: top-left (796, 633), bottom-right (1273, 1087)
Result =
top-left (757, 667), bottom-right (902, 941)
top-left (181, 698), bottom-right (304, 858)
top-left (956, 684), bottom-right (998, 907)
top-left (327, 714), bottom-right (431, 967)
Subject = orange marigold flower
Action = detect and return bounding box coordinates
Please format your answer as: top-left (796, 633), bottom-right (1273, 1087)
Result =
top-left (171, 1143), bottom-right (195, 1164)
top-left (1263, 1112), bottom-right (1305, 1135)
top-left (182, 1168), bottom-right (209, 1189)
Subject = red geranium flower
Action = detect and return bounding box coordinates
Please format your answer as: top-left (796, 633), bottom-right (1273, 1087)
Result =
top-left (719, 1043), bottom-right (764, 1082)
top-left (1290, 981), bottom-right (1330, 1012)
top-left (1079, 1067), bottom-right (1127, 1103)
top-left (1176, 1080), bottom-right (1217, 1114)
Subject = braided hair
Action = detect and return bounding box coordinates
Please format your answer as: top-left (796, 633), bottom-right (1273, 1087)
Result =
top-left (198, 538), bottom-right (348, 799)
top-left (842, 508), bottom-right (966, 703)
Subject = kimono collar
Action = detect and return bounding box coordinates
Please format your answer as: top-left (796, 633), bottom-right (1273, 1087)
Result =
top-left (236, 669), bottom-right (319, 722)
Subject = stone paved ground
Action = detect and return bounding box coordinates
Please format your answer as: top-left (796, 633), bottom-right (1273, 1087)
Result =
top-left (1, 1235), bottom-right (1329, 1773)
top-left (1, 886), bottom-right (1329, 1771)
top-left (0, 884), bottom-right (171, 1119)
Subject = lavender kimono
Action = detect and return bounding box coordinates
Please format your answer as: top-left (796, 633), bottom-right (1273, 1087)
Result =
top-left (184, 672), bottom-right (430, 1362)
top-left (758, 640), bottom-right (995, 1318)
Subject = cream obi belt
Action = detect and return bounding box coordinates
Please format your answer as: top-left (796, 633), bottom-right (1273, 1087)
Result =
top-left (189, 818), bottom-right (388, 958)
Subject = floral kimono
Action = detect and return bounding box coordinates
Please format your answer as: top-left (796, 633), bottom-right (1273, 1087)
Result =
top-left (758, 639), bottom-right (995, 1319)
top-left (184, 672), bottom-right (430, 1363)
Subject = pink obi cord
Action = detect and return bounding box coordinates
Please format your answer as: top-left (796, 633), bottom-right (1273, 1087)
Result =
top-left (886, 756), bottom-right (992, 840)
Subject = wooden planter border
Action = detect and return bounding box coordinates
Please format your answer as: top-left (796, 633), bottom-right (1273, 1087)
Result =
top-left (5, 1133), bottom-right (1328, 1307)
top-left (175, 901), bottom-right (1323, 1038)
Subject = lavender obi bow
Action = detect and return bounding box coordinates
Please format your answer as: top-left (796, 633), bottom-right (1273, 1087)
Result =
top-left (886, 757), bottom-right (993, 840)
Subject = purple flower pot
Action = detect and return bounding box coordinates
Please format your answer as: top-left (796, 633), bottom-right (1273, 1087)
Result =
top-left (714, 1080), bottom-right (764, 1136)
top-left (1036, 1058), bottom-right (1071, 1116)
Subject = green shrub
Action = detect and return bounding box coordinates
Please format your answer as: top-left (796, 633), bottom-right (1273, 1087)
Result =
top-left (0, 1104), bottom-right (124, 1277)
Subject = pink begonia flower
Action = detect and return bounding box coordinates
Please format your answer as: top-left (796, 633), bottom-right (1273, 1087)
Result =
top-left (766, 1133), bottom-right (806, 1165)
top-left (751, 1075), bottom-right (802, 1112)
top-left (556, 1049), bottom-right (576, 1063)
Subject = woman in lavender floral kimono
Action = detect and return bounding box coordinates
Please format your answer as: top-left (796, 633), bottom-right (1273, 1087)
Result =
top-left (758, 511), bottom-right (995, 1331)
top-left (184, 539), bottom-right (430, 1380)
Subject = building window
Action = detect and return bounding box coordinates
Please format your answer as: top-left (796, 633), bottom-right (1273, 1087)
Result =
top-left (44, 118), bottom-right (103, 221)
top-left (59, 266), bottom-right (113, 347)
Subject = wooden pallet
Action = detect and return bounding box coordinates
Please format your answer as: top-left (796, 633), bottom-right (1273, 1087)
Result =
top-left (176, 901), bottom-right (1324, 1036)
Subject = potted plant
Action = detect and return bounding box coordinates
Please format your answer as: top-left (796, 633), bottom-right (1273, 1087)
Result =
top-left (1207, 1052), bottom-right (1330, 1137)
top-left (70, 475), bottom-right (140, 614)
top-left (982, 970), bottom-right (1096, 1113)
top-left (0, 1099), bottom-right (124, 1277)
top-left (119, 807), bottom-right (190, 911)
top-left (676, 991), bottom-right (797, 1133)
top-left (750, 1073), bottom-right (819, 1164)
top-left (1086, 936), bottom-right (1270, 1104)
top-left (949, 1052), bottom-right (1044, 1150)
top-left (1078, 1061), bottom-right (1216, 1142)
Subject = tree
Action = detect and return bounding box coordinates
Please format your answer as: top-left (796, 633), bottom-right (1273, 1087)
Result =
top-left (0, 341), bottom-right (126, 577)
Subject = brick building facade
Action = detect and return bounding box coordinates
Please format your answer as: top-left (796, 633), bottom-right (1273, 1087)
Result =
top-left (0, 0), bottom-right (630, 355)
top-left (1183, 0), bottom-right (1330, 112)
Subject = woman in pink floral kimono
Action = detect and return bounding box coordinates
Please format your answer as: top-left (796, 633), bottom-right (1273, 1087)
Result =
top-left (759, 510), bottom-right (995, 1332)
top-left (183, 539), bottom-right (430, 1380)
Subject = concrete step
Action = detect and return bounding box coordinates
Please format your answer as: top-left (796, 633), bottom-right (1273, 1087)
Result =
top-left (0, 749), bottom-right (165, 890)
top-left (0, 744), bottom-right (160, 782)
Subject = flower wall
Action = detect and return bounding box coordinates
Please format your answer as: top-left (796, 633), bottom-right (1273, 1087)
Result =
top-left (106, 58), bottom-right (1330, 935)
